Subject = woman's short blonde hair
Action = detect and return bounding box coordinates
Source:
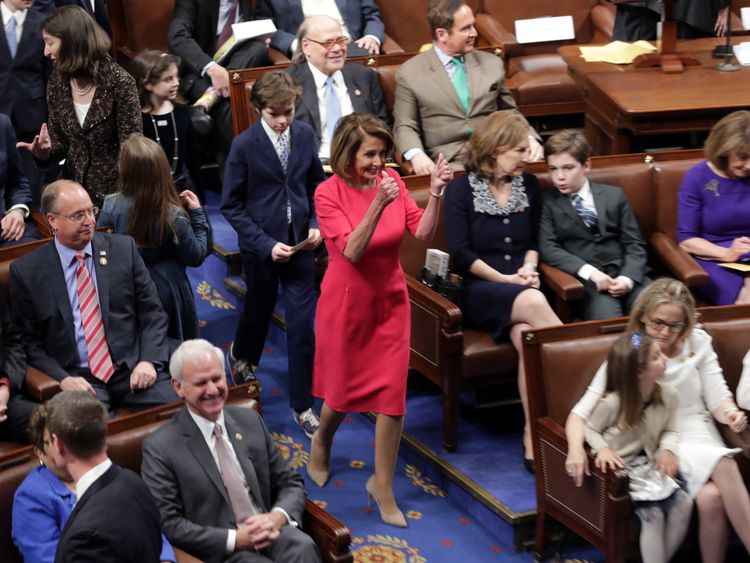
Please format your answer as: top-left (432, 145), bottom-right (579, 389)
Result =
top-left (464, 110), bottom-right (529, 180)
top-left (704, 110), bottom-right (750, 175)
top-left (626, 278), bottom-right (697, 341)
top-left (329, 113), bottom-right (393, 183)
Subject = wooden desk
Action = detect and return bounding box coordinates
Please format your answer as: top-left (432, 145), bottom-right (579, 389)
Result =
top-left (559, 38), bottom-right (749, 154)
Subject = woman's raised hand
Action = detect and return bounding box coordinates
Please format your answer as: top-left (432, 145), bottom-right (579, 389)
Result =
top-left (16, 123), bottom-right (51, 161)
top-left (430, 153), bottom-right (454, 193)
top-left (375, 170), bottom-right (399, 208)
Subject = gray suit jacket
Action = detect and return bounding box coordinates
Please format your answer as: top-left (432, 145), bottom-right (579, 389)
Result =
top-left (141, 405), bottom-right (306, 562)
top-left (393, 47), bottom-right (529, 165)
top-left (539, 182), bottom-right (649, 283)
top-left (286, 61), bottom-right (388, 149)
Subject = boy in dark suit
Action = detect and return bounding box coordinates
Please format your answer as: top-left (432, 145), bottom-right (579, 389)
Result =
top-left (539, 130), bottom-right (650, 320)
top-left (48, 391), bottom-right (162, 562)
top-left (221, 71), bottom-right (325, 438)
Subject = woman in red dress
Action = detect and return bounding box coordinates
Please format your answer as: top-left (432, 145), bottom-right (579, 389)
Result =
top-left (308, 114), bottom-right (452, 527)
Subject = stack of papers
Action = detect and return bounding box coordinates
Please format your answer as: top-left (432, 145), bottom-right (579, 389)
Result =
top-left (732, 42), bottom-right (750, 66)
top-left (579, 41), bottom-right (657, 64)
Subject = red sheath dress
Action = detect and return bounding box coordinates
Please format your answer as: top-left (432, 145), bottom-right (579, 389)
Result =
top-left (312, 169), bottom-right (423, 415)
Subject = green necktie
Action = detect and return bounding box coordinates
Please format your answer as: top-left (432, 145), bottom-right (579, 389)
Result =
top-left (450, 57), bottom-right (470, 113)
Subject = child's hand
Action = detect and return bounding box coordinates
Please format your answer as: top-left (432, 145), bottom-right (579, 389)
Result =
top-left (179, 190), bottom-right (201, 210)
top-left (655, 450), bottom-right (678, 478)
top-left (728, 409), bottom-right (748, 433)
top-left (594, 447), bottom-right (624, 473)
top-left (271, 242), bottom-right (295, 263)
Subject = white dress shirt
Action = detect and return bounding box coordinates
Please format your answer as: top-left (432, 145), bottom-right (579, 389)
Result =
top-left (307, 62), bottom-right (353, 159)
top-left (75, 458), bottom-right (113, 502)
top-left (1, 2), bottom-right (27, 40)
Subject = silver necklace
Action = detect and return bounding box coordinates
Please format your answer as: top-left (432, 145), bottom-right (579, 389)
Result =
top-left (69, 77), bottom-right (93, 97)
top-left (149, 111), bottom-right (179, 175)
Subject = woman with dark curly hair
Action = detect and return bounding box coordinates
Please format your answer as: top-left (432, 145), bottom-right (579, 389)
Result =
top-left (17, 5), bottom-right (142, 207)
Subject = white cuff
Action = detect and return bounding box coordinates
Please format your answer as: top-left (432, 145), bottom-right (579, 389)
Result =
top-left (6, 204), bottom-right (29, 219)
top-left (362, 34), bottom-right (381, 46)
top-left (201, 60), bottom-right (216, 77)
top-left (577, 264), bottom-right (598, 281)
top-left (272, 507), bottom-right (297, 528)
top-left (404, 148), bottom-right (425, 161)
top-left (615, 275), bottom-right (634, 291)
top-left (226, 529), bottom-right (236, 554)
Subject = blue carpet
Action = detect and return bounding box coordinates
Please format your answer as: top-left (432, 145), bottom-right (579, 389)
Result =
top-left (188, 191), bottom-right (603, 562)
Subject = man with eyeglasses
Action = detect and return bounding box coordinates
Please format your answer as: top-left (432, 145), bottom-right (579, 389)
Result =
top-left (286, 14), bottom-right (387, 161)
top-left (393, 0), bottom-right (542, 175)
top-left (256, 0), bottom-right (384, 58)
top-left (9, 180), bottom-right (178, 414)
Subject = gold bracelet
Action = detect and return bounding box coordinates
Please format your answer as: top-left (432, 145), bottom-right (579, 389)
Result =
top-left (429, 187), bottom-right (445, 198)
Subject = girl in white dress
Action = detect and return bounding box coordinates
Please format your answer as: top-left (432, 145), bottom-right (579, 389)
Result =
top-left (566, 278), bottom-right (750, 562)
top-left (585, 332), bottom-right (692, 563)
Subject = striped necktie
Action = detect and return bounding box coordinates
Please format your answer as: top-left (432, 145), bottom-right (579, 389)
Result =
top-left (75, 254), bottom-right (114, 382)
top-left (573, 194), bottom-right (598, 229)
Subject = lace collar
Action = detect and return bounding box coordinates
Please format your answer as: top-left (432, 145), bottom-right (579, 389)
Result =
top-left (469, 172), bottom-right (529, 216)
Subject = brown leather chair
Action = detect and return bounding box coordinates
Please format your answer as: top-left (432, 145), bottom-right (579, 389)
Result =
top-left (527, 149), bottom-right (705, 320)
top-left (0, 383), bottom-right (353, 563)
top-left (523, 305), bottom-right (750, 562)
top-left (474, 0), bottom-right (615, 117)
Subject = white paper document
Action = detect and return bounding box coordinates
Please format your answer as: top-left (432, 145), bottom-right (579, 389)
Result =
top-left (515, 16), bottom-right (575, 44)
top-left (733, 42), bottom-right (750, 66)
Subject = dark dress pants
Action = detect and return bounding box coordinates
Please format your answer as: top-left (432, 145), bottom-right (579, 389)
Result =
top-left (234, 249), bottom-right (316, 413)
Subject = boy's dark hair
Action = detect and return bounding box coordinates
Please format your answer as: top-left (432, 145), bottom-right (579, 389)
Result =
top-left (251, 71), bottom-right (302, 110)
top-left (544, 129), bottom-right (591, 165)
top-left (46, 391), bottom-right (108, 459)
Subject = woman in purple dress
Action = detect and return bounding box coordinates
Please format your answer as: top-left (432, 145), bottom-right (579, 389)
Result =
top-left (678, 110), bottom-right (750, 305)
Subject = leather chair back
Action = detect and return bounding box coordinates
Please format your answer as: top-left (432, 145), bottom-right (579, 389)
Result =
top-left (654, 159), bottom-right (701, 240)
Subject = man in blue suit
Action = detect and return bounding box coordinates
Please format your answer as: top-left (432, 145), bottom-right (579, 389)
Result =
top-left (0, 114), bottom-right (39, 244)
top-left (256, 0), bottom-right (384, 56)
top-left (222, 71), bottom-right (325, 438)
top-left (1, 0), bottom-right (50, 205)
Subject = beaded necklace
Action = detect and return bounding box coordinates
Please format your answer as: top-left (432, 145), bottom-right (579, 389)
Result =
top-left (149, 111), bottom-right (179, 175)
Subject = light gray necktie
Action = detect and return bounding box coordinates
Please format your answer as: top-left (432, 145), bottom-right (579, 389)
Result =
top-left (324, 75), bottom-right (341, 147)
top-left (5, 15), bottom-right (17, 59)
top-left (213, 423), bottom-right (257, 522)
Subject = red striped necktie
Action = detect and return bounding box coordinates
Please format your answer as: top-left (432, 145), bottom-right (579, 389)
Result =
top-left (75, 254), bottom-right (114, 382)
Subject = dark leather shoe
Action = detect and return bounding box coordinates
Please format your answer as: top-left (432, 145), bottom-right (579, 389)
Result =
top-left (524, 458), bottom-right (535, 475)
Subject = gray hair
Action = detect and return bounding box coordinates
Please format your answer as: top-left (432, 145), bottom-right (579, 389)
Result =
top-left (169, 339), bottom-right (225, 381)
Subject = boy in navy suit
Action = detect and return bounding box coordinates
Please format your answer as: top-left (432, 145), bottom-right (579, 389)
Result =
top-left (539, 130), bottom-right (650, 320)
top-left (221, 71), bottom-right (326, 437)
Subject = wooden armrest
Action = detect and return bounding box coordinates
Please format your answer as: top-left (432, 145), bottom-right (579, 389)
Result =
top-left (381, 33), bottom-right (405, 54)
top-left (591, 3), bottom-right (616, 41)
top-left (24, 366), bottom-right (61, 402)
top-left (719, 422), bottom-right (750, 459)
top-left (539, 263), bottom-right (585, 301)
top-left (651, 232), bottom-right (709, 288)
top-left (474, 13), bottom-right (516, 58)
top-left (268, 48), bottom-right (291, 65)
top-left (171, 501), bottom-right (351, 563)
top-left (304, 499), bottom-right (352, 563)
top-left (405, 274), bottom-right (463, 330)
top-left (30, 209), bottom-right (52, 238)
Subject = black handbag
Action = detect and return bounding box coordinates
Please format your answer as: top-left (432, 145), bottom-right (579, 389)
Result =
top-left (188, 106), bottom-right (213, 140)
top-left (419, 267), bottom-right (462, 306)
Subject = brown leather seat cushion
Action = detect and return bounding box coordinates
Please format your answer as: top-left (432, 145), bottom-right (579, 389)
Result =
top-left (462, 329), bottom-right (517, 379)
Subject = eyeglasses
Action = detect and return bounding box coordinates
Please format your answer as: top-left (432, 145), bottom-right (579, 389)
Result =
top-left (304, 36), bottom-right (348, 50)
top-left (645, 318), bottom-right (685, 333)
top-left (50, 206), bottom-right (99, 223)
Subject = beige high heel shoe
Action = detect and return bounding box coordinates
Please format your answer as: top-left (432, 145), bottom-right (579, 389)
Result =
top-left (366, 475), bottom-right (407, 528)
top-left (306, 434), bottom-right (330, 487)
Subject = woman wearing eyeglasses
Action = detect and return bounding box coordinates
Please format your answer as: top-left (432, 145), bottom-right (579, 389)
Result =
top-left (565, 277), bottom-right (750, 562)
